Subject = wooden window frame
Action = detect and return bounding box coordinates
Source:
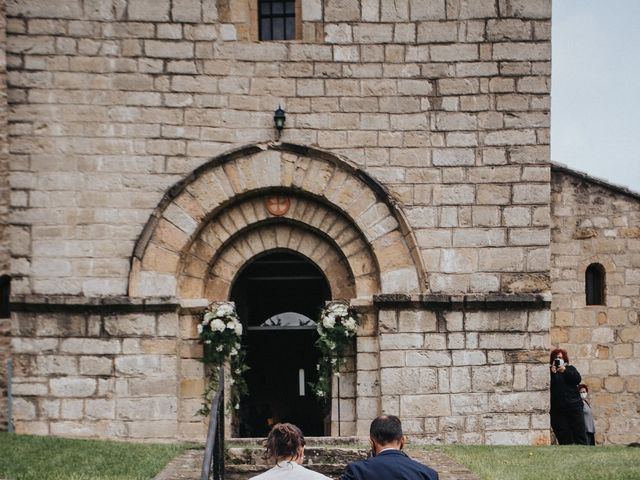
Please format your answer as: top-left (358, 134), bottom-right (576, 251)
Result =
top-left (251, 0), bottom-right (302, 41)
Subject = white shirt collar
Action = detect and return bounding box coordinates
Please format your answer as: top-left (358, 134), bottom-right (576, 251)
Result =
top-left (378, 447), bottom-right (400, 454)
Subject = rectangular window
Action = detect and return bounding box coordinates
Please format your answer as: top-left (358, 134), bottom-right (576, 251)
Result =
top-left (259, 0), bottom-right (296, 41)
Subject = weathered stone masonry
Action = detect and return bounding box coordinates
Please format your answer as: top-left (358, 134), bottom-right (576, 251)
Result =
top-left (1, 0), bottom-right (565, 443)
top-left (551, 165), bottom-right (640, 445)
top-left (6, 0), bottom-right (552, 298)
top-left (10, 299), bottom-right (182, 439)
top-left (0, 0), bottom-right (11, 432)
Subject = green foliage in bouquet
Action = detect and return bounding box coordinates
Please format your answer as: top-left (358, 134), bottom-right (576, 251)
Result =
top-left (197, 302), bottom-right (248, 416)
top-left (311, 301), bottom-right (359, 400)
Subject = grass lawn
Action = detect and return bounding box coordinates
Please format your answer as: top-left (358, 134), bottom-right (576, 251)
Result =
top-left (0, 433), bottom-right (194, 480)
top-left (431, 445), bottom-right (640, 480)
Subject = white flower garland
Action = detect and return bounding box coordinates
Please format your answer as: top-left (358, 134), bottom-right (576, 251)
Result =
top-left (197, 301), bottom-right (248, 415)
top-left (312, 301), bottom-right (359, 400)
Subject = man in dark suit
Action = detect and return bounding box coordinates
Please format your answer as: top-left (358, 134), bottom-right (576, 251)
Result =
top-left (341, 415), bottom-right (439, 480)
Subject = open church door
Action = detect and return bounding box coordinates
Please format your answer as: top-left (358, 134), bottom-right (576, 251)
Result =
top-left (231, 250), bottom-right (331, 437)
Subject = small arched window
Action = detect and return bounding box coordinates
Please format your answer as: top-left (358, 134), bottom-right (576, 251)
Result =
top-left (585, 263), bottom-right (605, 305)
top-left (259, 0), bottom-right (296, 40)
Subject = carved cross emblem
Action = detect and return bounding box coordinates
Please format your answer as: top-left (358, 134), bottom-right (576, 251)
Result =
top-left (266, 195), bottom-right (290, 216)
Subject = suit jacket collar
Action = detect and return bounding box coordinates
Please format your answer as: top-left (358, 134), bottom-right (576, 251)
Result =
top-left (377, 448), bottom-right (406, 456)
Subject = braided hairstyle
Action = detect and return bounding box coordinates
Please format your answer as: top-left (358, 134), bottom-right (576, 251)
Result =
top-left (263, 423), bottom-right (305, 464)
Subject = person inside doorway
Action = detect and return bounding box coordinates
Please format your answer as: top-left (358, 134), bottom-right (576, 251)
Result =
top-left (250, 423), bottom-right (330, 480)
top-left (341, 415), bottom-right (439, 480)
top-left (579, 383), bottom-right (596, 445)
top-left (549, 348), bottom-right (588, 445)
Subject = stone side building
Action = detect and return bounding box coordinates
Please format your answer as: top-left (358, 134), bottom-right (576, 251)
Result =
top-left (0, 0), bottom-right (635, 446)
top-left (551, 165), bottom-right (640, 445)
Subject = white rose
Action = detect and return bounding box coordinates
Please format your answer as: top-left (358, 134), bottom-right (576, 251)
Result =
top-left (216, 345), bottom-right (223, 351)
top-left (197, 324), bottom-right (203, 334)
top-left (226, 320), bottom-right (235, 329)
top-left (218, 303), bottom-right (234, 316)
top-left (230, 347), bottom-right (238, 356)
top-left (329, 303), bottom-right (348, 315)
top-left (344, 318), bottom-right (357, 332)
top-left (203, 312), bottom-right (215, 324)
top-left (234, 322), bottom-right (243, 335)
top-left (210, 319), bottom-right (226, 332)
top-left (323, 316), bottom-right (335, 329)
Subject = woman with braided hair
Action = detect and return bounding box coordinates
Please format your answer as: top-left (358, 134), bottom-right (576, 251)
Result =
top-left (251, 423), bottom-right (331, 480)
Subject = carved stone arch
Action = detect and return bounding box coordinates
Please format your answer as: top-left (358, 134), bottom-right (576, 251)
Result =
top-left (177, 194), bottom-right (378, 300)
top-left (578, 255), bottom-right (616, 278)
top-left (129, 143), bottom-right (426, 298)
top-left (201, 223), bottom-right (359, 301)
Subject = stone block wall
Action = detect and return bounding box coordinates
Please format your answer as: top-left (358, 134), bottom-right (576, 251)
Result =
top-left (0, 0), bottom-right (10, 432)
top-left (551, 167), bottom-right (640, 445)
top-left (10, 300), bottom-right (184, 440)
top-left (375, 298), bottom-right (550, 444)
top-left (6, 0), bottom-right (551, 298)
top-left (4, 0), bottom-right (553, 443)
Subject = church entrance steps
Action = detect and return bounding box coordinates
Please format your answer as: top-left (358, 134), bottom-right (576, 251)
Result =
top-left (228, 436), bottom-right (365, 446)
top-left (154, 439), bottom-right (479, 480)
top-left (225, 437), bottom-right (368, 479)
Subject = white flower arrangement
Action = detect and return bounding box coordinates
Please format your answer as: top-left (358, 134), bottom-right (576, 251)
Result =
top-left (312, 300), bottom-right (359, 400)
top-left (197, 301), bottom-right (248, 416)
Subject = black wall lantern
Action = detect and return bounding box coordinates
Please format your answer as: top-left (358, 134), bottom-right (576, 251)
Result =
top-left (273, 106), bottom-right (286, 138)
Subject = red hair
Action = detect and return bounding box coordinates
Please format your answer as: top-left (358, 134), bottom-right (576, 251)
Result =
top-left (578, 384), bottom-right (589, 392)
top-left (550, 348), bottom-right (570, 364)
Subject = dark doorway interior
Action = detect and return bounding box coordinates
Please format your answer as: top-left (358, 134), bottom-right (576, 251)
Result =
top-left (230, 250), bottom-right (331, 437)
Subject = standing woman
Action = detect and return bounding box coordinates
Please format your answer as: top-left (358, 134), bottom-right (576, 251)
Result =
top-left (549, 348), bottom-right (588, 445)
top-left (251, 423), bottom-right (331, 480)
top-left (579, 384), bottom-right (596, 445)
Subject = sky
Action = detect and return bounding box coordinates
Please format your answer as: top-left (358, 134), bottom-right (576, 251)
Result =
top-left (552, 0), bottom-right (640, 191)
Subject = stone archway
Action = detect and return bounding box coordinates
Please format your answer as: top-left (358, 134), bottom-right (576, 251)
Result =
top-left (128, 142), bottom-right (427, 438)
top-left (129, 143), bottom-right (426, 299)
top-left (176, 192), bottom-right (378, 301)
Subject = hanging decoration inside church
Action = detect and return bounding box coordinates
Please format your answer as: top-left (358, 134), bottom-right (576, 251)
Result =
top-left (312, 301), bottom-right (359, 400)
top-left (197, 301), bottom-right (248, 416)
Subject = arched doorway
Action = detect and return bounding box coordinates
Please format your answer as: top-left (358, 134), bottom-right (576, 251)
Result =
top-left (230, 250), bottom-right (331, 437)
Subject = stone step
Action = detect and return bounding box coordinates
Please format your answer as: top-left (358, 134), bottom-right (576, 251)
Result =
top-left (224, 439), bottom-right (369, 480)
top-left (153, 445), bottom-right (480, 480)
top-left (225, 463), bottom-right (348, 480)
top-left (228, 436), bottom-right (366, 447)
top-left (226, 446), bottom-right (369, 466)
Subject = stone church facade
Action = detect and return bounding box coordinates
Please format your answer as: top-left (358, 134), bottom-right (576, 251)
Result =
top-left (0, 0), bottom-right (637, 444)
